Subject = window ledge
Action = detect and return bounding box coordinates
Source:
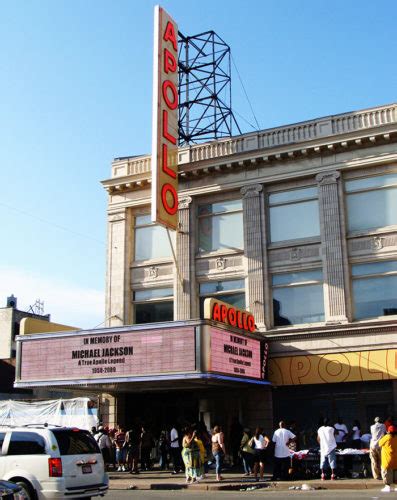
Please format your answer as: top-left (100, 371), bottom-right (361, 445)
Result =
top-left (347, 226), bottom-right (397, 239)
top-left (196, 249), bottom-right (244, 259)
top-left (268, 237), bottom-right (321, 250)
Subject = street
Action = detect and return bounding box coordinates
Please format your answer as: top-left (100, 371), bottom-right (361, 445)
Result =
top-left (106, 490), bottom-right (388, 499)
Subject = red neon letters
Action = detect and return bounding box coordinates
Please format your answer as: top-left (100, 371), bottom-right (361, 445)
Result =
top-left (211, 303), bottom-right (256, 333)
top-left (160, 19), bottom-right (178, 217)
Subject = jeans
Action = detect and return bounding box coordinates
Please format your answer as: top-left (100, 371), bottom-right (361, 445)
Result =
top-left (213, 451), bottom-right (224, 476)
top-left (320, 449), bottom-right (336, 470)
top-left (242, 452), bottom-right (253, 474)
top-left (115, 447), bottom-right (126, 464)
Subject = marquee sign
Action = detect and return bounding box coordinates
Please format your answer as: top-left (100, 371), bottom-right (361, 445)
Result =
top-left (208, 326), bottom-right (263, 379)
top-left (203, 298), bottom-right (256, 333)
top-left (151, 5), bottom-right (179, 230)
top-left (19, 327), bottom-right (196, 382)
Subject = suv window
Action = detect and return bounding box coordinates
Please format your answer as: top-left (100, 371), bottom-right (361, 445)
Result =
top-left (52, 429), bottom-right (99, 455)
top-left (0, 432), bottom-right (5, 454)
top-left (8, 432), bottom-right (46, 455)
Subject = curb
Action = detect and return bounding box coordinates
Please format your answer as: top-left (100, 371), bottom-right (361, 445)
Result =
top-left (110, 479), bottom-right (383, 492)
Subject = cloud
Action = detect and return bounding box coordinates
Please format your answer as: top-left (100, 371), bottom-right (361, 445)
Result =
top-left (0, 266), bottom-right (104, 329)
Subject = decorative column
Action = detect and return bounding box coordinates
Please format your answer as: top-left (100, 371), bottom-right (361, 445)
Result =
top-left (241, 185), bottom-right (267, 329)
top-left (316, 171), bottom-right (348, 323)
top-left (174, 196), bottom-right (193, 320)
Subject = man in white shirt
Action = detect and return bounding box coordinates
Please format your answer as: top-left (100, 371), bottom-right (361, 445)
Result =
top-left (370, 416), bottom-right (386, 480)
top-left (317, 418), bottom-right (337, 480)
top-left (334, 418), bottom-right (348, 447)
top-left (170, 424), bottom-right (182, 474)
top-left (271, 421), bottom-right (295, 480)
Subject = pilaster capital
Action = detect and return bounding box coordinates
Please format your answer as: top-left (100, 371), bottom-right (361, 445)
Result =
top-left (178, 196), bottom-right (193, 210)
top-left (316, 171), bottom-right (340, 186)
top-left (108, 212), bottom-right (126, 223)
top-left (240, 184), bottom-right (263, 198)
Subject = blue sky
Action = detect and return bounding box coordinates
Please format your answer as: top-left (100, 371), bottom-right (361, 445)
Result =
top-left (0, 0), bottom-right (396, 328)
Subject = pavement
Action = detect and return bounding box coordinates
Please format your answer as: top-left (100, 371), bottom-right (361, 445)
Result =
top-left (108, 469), bottom-right (384, 491)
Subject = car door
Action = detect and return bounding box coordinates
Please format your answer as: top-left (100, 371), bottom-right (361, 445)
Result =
top-left (51, 429), bottom-right (105, 489)
top-left (4, 430), bottom-right (47, 480)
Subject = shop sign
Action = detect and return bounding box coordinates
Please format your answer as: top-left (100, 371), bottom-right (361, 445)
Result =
top-left (151, 5), bottom-right (179, 230)
top-left (19, 327), bottom-right (196, 382)
top-left (203, 298), bottom-right (256, 333)
top-left (209, 326), bottom-right (264, 379)
top-left (269, 348), bottom-right (397, 386)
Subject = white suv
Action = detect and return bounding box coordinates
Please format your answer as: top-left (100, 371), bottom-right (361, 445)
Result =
top-left (0, 425), bottom-right (108, 499)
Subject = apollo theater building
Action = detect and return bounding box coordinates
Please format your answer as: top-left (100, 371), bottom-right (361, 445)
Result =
top-left (14, 7), bottom-right (397, 435)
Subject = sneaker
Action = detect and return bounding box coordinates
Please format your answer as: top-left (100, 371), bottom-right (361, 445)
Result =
top-left (381, 485), bottom-right (391, 492)
top-left (331, 474), bottom-right (336, 480)
top-left (122, 466), bottom-right (126, 472)
top-left (321, 473), bottom-right (325, 481)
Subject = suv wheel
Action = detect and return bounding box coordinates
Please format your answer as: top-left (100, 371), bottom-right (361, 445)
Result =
top-left (16, 480), bottom-right (36, 500)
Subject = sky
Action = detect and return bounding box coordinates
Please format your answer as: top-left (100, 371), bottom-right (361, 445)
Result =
top-left (0, 0), bottom-right (396, 329)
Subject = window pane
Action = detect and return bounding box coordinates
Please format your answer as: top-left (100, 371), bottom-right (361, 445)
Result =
top-left (346, 188), bottom-right (397, 232)
top-left (273, 285), bottom-right (324, 325)
top-left (52, 429), bottom-right (99, 455)
top-left (135, 225), bottom-right (175, 260)
top-left (198, 199), bottom-right (242, 216)
top-left (135, 302), bottom-right (174, 324)
top-left (198, 212), bottom-right (243, 252)
top-left (345, 174), bottom-right (397, 192)
top-left (352, 261), bottom-right (397, 277)
top-left (200, 280), bottom-right (245, 294)
top-left (269, 187), bottom-right (317, 205)
top-left (8, 432), bottom-right (46, 455)
top-left (135, 214), bottom-right (152, 226)
top-left (353, 275), bottom-right (397, 319)
top-left (199, 292), bottom-right (245, 318)
top-left (134, 288), bottom-right (173, 301)
top-left (272, 270), bottom-right (323, 286)
top-left (270, 200), bottom-right (320, 242)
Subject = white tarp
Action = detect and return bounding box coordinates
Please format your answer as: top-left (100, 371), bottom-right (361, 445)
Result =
top-left (0, 397), bottom-right (98, 430)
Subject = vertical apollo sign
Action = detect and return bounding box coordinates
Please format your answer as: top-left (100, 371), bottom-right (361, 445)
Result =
top-left (151, 6), bottom-right (179, 230)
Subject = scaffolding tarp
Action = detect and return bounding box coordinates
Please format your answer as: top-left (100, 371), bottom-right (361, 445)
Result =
top-left (0, 397), bottom-right (98, 430)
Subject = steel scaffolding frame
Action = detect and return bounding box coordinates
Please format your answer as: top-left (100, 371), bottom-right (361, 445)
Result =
top-left (178, 30), bottom-right (241, 145)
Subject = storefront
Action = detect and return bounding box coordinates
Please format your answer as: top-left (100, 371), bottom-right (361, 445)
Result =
top-left (15, 318), bottom-right (271, 433)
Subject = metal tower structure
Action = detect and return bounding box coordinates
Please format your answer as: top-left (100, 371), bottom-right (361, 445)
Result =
top-left (178, 30), bottom-right (242, 145)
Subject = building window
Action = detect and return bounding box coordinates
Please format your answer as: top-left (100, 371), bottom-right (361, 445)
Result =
top-left (198, 200), bottom-right (243, 253)
top-left (345, 173), bottom-right (397, 232)
top-left (133, 288), bottom-right (173, 324)
top-left (269, 186), bottom-right (320, 243)
top-left (272, 269), bottom-right (324, 326)
top-left (352, 261), bottom-right (397, 320)
top-left (199, 279), bottom-right (245, 317)
top-left (134, 215), bottom-right (175, 261)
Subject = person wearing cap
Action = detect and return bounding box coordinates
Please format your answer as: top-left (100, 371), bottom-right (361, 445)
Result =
top-left (370, 417), bottom-right (386, 480)
top-left (378, 424), bottom-right (397, 492)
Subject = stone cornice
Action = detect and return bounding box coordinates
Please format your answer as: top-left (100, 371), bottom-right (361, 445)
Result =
top-left (103, 103), bottom-right (397, 194)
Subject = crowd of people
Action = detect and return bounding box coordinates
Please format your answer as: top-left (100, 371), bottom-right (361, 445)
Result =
top-left (90, 414), bottom-right (397, 489)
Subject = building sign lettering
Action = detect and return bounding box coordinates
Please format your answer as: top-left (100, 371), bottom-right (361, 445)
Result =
top-left (204, 298), bottom-right (256, 333)
top-left (151, 5), bottom-right (179, 230)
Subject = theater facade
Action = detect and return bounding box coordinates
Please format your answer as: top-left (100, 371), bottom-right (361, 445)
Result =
top-left (16, 102), bottom-right (397, 435)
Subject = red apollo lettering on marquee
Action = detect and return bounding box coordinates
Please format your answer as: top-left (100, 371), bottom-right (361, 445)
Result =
top-left (211, 301), bottom-right (256, 334)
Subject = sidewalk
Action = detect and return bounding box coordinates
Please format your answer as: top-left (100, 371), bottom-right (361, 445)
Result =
top-left (108, 469), bottom-right (383, 491)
